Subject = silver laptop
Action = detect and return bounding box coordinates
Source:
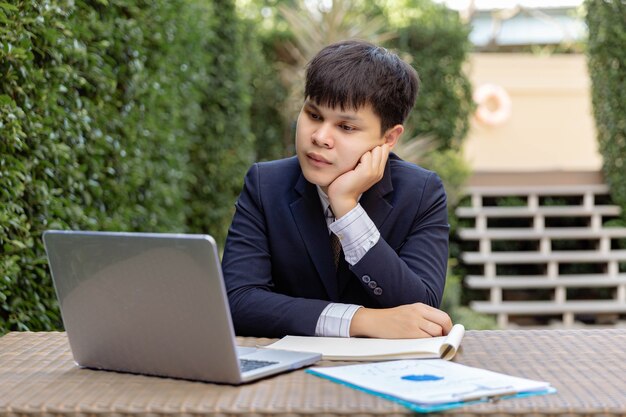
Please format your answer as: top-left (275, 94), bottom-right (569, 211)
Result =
top-left (43, 230), bottom-right (321, 384)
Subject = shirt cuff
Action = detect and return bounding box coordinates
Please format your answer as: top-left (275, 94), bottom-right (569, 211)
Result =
top-left (329, 203), bottom-right (380, 265)
top-left (314, 303), bottom-right (362, 337)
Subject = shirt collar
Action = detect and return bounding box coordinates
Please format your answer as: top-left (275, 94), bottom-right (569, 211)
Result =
top-left (316, 186), bottom-right (331, 215)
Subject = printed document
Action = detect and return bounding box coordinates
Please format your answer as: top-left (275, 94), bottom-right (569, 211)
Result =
top-left (308, 359), bottom-right (554, 412)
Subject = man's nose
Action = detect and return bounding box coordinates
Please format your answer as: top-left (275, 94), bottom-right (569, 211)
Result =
top-left (311, 124), bottom-right (333, 148)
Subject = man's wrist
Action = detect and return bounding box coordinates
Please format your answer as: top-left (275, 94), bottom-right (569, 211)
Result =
top-left (329, 197), bottom-right (358, 219)
top-left (349, 307), bottom-right (377, 337)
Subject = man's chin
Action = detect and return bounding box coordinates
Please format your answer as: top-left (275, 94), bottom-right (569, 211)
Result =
top-left (301, 171), bottom-right (333, 189)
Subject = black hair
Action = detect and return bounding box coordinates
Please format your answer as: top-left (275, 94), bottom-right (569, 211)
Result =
top-left (304, 40), bottom-right (419, 134)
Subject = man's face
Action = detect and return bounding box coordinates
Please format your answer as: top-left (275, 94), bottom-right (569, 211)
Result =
top-left (295, 100), bottom-right (387, 193)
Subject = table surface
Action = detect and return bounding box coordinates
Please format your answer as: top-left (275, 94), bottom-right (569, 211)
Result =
top-left (1, 329), bottom-right (625, 416)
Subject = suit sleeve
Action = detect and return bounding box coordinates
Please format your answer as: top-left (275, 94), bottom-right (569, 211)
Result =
top-left (349, 171), bottom-right (449, 308)
top-left (221, 164), bottom-right (330, 337)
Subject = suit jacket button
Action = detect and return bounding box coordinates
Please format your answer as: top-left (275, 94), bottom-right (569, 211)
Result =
top-left (368, 280), bottom-right (377, 289)
top-left (373, 287), bottom-right (383, 296)
top-left (361, 275), bottom-right (371, 284)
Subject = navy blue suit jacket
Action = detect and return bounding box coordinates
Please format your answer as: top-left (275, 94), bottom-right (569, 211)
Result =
top-left (222, 153), bottom-right (449, 337)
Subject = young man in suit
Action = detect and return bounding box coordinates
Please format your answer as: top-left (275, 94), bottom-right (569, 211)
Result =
top-left (222, 40), bottom-right (452, 339)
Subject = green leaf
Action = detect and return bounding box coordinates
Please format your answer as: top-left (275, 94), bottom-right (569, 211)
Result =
top-left (0, 2), bottom-right (18, 12)
top-left (0, 94), bottom-right (14, 106)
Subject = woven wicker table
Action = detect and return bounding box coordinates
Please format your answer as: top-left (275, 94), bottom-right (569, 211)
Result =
top-left (1, 329), bottom-right (625, 416)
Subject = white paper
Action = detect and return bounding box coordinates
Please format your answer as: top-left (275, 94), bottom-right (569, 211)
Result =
top-left (264, 324), bottom-right (465, 360)
top-left (309, 359), bottom-right (552, 405)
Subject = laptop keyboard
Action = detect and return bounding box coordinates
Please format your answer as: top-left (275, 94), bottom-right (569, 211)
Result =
top-left (239, 359), bottom-right (279, 373)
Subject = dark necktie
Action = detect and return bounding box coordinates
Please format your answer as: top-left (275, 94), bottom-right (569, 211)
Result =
top-left (326, 207), bottom-right (342, 269)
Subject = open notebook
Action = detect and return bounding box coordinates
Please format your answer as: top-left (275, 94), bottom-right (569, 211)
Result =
top-left (264, 324), bottom-right (465, 361)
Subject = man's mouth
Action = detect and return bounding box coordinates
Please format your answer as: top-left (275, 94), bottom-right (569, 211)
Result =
top-left (307, 152), bottom-right (331, 165)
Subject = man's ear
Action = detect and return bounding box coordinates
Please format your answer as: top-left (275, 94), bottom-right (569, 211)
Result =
top-left (383, 124), bottom-right (404, 149)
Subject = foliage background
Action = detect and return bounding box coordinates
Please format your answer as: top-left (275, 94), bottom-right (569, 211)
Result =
top-left (585, 0), bottom-right (626, 224)
top-left (0, 0), bottom-right (253, 333)
top-left (1, 0), bottom-right (478, 334)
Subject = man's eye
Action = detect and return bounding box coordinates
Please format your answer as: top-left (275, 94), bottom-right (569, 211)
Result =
top-left (309, 112), bottom-right (321, 120)
top-left (340, 124), bottom-right (355, 132)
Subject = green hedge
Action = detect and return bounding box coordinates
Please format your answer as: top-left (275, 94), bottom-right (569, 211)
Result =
top-left (246, 29), bottom-right (291, 162)
top-left (0, 0), bottom-right (254, 334)
top-left (182, 0), bottom-right (254, 245)
top-left (586, 0), bottom-right (626, 220)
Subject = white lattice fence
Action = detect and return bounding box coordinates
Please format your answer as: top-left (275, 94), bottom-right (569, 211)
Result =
top-left (456, 185), bottom-right (626, 328)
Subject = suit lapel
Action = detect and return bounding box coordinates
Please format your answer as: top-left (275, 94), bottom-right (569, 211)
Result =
top-left (289, 174), bottom-right (340, 301)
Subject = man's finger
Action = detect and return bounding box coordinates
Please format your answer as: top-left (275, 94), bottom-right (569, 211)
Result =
top-left (359, 149), bottom-right (372, 166)
top-left (415, 303), bottom-right (453, 334)
top-left (378, 144), bottom-right (390, 171)
top-left (418, 320), bottom-right (444, 337)
top-left (370, 146), bottom-right (382, 170)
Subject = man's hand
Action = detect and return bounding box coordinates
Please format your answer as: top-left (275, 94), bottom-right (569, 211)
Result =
top-left (327, 144), bottom-right (390, 218)
top-left (349, 303), bottom-right (453, 339)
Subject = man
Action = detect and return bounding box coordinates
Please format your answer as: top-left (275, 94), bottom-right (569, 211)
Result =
top-left (222, 40), bottom-right (452, 338)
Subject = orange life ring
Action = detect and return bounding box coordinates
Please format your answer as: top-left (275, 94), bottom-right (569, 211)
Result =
top-left (473, 83), bottom-right (512, 126)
